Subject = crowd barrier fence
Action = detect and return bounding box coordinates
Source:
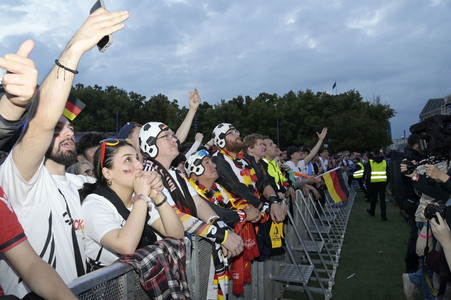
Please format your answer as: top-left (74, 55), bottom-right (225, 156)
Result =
top-left (68, 172), bottom-right (356, 299)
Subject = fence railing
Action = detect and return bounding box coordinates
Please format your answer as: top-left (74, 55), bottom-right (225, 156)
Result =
top-left (69, 173), bottom-right (356, 299)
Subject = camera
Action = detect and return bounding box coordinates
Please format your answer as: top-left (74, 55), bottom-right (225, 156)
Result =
top-left (401, 157), bottom-right (437, 175)
top-left (424, 203), bottom-right (446, 222)
top-left (410, 115), bottom-right (451, 159)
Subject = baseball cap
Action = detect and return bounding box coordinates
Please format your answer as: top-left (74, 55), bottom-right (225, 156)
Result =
top-left (286, 146), bottom-right (300, 159)
top-left (117, 122), bottom-right (136, 139)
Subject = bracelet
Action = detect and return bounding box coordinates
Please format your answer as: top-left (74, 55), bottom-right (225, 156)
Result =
top-left (419, 232), bottom-right (432, 238)
top-left (55, 59), bottom-right (79, 74)
top-left (154, 194), bottom-right (167, 207)
top-left (132, 194), bottom-right (151, 207)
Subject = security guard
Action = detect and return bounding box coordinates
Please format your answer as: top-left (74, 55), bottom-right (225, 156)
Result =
top-left (351, 157), bottom-right (369, 201)
top-left (365, 150), bottom-right (389, 221)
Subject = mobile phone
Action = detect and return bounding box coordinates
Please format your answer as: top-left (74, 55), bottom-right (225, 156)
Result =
top-left (90, 0), bottom-right (113, 52)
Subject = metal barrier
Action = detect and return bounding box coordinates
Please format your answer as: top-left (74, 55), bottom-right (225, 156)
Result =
top-left (69, 180), bottom-right (355, 299)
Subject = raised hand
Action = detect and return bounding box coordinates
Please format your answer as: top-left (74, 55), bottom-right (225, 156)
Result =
top-left (0, 40), bottom-right (37, 111)
top-left (188, 88), bottom-right (201, 111)
top-left (65, 8), bottom-right (129, 56)
top-left (317, 127), bottom-right (328, 141)
top-left (134, 173), bottom-right (152, 197)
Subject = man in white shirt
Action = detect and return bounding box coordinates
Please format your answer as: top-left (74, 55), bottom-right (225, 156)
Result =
top-left (0, 8), bottom-right (129, 298)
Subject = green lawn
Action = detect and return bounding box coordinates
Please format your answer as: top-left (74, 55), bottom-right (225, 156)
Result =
top-left (285, 190), bottom-right (415, 299)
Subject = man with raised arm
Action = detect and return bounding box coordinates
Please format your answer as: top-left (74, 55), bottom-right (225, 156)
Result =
top-left (0, 8), bottom-right (129, 298)
top-left (0, 40), bottom-right (77, 300)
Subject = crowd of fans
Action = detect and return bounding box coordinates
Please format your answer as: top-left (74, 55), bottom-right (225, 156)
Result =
top-left (1, 4), bottom-right (450, 300)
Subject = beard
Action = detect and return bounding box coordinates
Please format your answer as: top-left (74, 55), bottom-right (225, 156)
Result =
top-left (226, 138), bottom-right (244, 153)
top-left (45, 140), bottom-right (77, 167)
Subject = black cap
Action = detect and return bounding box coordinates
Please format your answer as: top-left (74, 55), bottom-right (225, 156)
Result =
top-left (286, 146), bottom-right (300, 159)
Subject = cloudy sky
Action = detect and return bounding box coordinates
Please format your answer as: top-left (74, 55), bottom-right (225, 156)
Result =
top-left (1, 0), bottom-right (450, 140)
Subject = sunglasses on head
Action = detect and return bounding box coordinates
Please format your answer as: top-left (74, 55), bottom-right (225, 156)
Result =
top-left (99, 138), bottom-right (126, 169)
top-left (197, 149), bottom-right (209, 157)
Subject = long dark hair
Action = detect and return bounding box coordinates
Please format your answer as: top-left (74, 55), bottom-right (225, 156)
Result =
top-left (80, 140), bottom-right (132, 201)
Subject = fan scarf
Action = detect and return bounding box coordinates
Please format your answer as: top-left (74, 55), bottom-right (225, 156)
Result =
top-left (188, 178), bottom-right (260, 295)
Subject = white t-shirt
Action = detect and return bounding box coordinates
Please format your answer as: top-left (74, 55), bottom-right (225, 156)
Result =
top-left (319, 157), bottom-right (329, 172)
top-left (82, 193), bottom-right (160, 266)
top-left (0, 154), bottom-right (95, 298)
top-left (285, 160), bottom-right (308, 177)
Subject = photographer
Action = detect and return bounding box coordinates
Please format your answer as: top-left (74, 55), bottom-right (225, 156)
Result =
top-left (400, 134), bottom-right (430, 276)
top-left (401, 161), bottom-right (451, 300)
top-left (415, 204), bottom-right (451, 299)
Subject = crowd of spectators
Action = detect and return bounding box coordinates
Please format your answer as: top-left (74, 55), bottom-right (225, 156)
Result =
top-left (4, 4), bottom-right (450, 300)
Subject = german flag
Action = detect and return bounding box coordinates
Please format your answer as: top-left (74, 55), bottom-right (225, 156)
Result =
top-left (322, 168), bottom-right (349, 203)
top-left (63, 93), bottom-right (85, 121)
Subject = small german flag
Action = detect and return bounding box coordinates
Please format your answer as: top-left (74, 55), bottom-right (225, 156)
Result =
top-left (63, 93), bottom-right (85, 121)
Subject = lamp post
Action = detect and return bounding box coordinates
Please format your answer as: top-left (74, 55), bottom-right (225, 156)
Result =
top-left (115, 107), bottom-right (119, 135)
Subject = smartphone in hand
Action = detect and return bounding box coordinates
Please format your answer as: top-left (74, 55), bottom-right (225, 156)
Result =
top-left (90, 0), bottom-right (113, 52)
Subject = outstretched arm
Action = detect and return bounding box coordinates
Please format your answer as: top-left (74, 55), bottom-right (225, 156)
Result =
top-left (304, 127), bottom-right (327, 165)
top-left (176, 88), bottom-right (201, 143)
top-left (13, 8), bottom-right (129, 182)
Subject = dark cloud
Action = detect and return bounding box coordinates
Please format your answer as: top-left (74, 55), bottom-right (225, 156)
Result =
top-left (1, 0), bottom-right (450, 140)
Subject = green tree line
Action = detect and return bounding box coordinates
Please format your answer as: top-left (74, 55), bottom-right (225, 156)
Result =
top-left (71, 84), bottom-right (395, 153)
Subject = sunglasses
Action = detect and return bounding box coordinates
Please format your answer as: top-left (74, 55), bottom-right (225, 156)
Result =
top-left (99, 138), bottom-right (124, 169)
top-left (197, 149), bottom-right (209, 157)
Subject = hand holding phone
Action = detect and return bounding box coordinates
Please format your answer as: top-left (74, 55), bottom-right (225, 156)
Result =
top-left (90, 0), bottom-right (113, 52)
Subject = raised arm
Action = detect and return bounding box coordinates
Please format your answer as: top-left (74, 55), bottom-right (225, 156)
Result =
top-left (0, 40), bottom-right (37, 122)
top-left (13, 8), bottom-right (129, 181)
top-left (0, 40), bottom-right (37, 147)
top-left (176, 88), bottom-right (201, 144)
top-left (304, 127), bottom-right (327, 165)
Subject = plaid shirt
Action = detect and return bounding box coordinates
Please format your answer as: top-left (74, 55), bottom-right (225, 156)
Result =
top-left (120, 238), bottom-right (191, 300)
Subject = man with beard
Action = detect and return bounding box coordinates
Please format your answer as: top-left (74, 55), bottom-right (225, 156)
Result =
top-left (211, 123), bottom-right (287, 224)
top-left (0, 8), bottom-right (129, 298)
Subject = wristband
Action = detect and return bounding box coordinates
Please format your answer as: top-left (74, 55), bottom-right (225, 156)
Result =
top-left (237, 210), bottom-right (247, 223)
top-left (154, 194), bottom-right (167, 207)
top-left (419, 232), bottom-right (432, 238)
top-left (207, 215), bottom-right (220, 225)
top-left (268, 195), bottom-right (280, 205)
top-left (55, 59), bottom-right (78, 74)
top-left (411, 172), bottom-right (420, 182)
top-left (210, 218), bottom-right (229, 244)
top-left (261, 202), bottom-right (270, 214)
top-left (132, 194), bottom-right (151, 207)
top-left (221, 230), bottom-right (229, 245)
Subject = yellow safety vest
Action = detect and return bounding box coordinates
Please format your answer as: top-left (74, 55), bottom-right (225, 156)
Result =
top-left (353, 162), bottom-right (364, 179)
top-left (262, 158), bottom-right (286, 190)
top-left (369, 159), bottom-right (387, 183)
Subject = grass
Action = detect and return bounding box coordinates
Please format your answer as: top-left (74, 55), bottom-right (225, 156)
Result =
top-left (285, 190), bottom-right (413, 299)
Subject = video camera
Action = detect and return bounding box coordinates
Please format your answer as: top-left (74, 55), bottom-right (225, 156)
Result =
top-left (409, 115), bottom-right (451, 158)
